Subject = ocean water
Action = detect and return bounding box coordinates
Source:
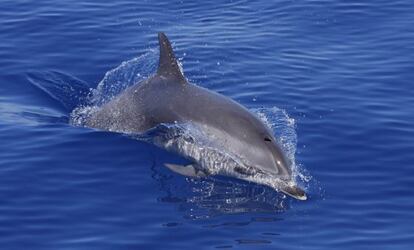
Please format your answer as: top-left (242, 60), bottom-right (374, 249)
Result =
top-left (1, 0), bottom-right (414, 249)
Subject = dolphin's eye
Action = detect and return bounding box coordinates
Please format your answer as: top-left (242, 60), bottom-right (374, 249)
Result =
top-left (264, 137), bottom-right (272, 142)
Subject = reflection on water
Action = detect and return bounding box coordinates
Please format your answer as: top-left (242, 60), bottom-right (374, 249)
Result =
top-left (150, 161), bottom-right (290, 219)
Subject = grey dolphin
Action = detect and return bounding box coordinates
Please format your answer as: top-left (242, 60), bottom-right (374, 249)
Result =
top-left (83, 32), bottom-right (306, 200)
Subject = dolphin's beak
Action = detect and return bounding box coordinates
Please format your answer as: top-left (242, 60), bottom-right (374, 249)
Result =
top-left (280, 184), bottom-right (307, 201)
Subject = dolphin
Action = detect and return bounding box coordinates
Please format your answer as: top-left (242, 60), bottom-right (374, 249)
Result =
top-left (82, 32), bottom-right (306, 200)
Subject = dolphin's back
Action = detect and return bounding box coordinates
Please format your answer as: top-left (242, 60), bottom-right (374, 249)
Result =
top-left (141, 76), bottom-right (266, 137)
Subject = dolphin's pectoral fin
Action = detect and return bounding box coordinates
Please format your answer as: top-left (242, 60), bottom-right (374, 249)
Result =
top-left (164, 163), bottom-right (208, 178)
top-left (279, 183), bottom-right (307, 201)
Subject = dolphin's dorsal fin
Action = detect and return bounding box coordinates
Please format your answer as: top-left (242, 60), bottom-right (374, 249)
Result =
top-left (157, 32), bottom-right (186, 83)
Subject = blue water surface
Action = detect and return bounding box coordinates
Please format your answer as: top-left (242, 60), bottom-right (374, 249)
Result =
top-left (1, 0), bottom-right (414, 249)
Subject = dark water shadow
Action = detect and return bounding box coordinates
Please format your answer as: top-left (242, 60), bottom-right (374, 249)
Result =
top-left (19, 70), bottom-right (92, 126)
top-left (26, 70), bottom-right (91, 112)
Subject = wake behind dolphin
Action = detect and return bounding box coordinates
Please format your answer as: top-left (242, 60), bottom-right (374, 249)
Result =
top-left (70, 33), bottom-right (307, 200)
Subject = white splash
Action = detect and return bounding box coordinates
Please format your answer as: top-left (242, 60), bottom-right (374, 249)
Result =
top-left (93, 49), bottom-right (158, 105)
top-left (70, 50), bottom-right (158, 126)
top-left (251, 107), bottom-right (310, 184)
